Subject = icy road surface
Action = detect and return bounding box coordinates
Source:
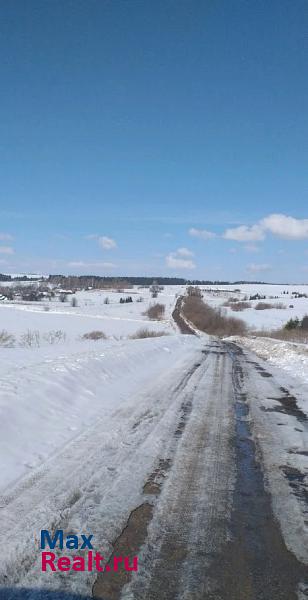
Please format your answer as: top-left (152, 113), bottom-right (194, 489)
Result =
top-left (0, 337), bottom-right (308, 599)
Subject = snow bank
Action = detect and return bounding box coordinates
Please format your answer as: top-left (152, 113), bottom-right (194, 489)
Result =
top-left (0, 335), bottom-right (201, 492)
top-left (229, 335), bottom-right (308, 386)
top-left (0, 334), bottom-right (203, 596)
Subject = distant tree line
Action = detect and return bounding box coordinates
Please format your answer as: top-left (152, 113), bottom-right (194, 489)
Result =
top-left (0, 274), bottom-right (41, 282)
top-left (1, 273), bottom-right (298, 287)
top-left (47, 275), bottom-right (187, 288)
top-left (187, 280), bottom-right (269, 285)
top-left (46, 275), bottom-right (279, 289)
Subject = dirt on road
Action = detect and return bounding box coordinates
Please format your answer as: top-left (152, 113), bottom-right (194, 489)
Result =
top-left (172, 297), bottom-right (196, 335)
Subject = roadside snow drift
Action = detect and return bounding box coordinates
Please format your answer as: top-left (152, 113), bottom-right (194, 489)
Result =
top-left (0, 336), bottom-right (201, 492)
top-left (229, 336), bottom-right (308, 387)
top-left (0, 334), bottom-right (204, 597)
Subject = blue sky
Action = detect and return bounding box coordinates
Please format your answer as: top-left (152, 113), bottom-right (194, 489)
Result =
top-left (0, 0), bottom-right (308, 282)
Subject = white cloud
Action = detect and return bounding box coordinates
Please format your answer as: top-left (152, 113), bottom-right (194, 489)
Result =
top-left (246, 263), bottom-right (272, 273)
top-left (0, 233), bottom-right (13, 241)
top-left (68, 261), bottom-right (116, 269)
top-left (223, 213), bottom-right (308, 244)
top-left (189, 227), bottom-right (216, 240)
top-left (245, 244), bottom-right (260, 253)
top-left (0, 258), bottom-right (8, 265)
top-left (98, 236), bottom-right (117, 250)
top-left (228, 248), bottom-right (237, 254)
top-left (261, 214), bottom-right (308, 239)
top-left (176, 247), bottom-right (194, 257)
top-left (85, 234), bottom-right (117, 249)
top-left (99, 262), bottom-right (116, 268)
top-left (166, 255), bottom-right (196, 269)
top-left (0, 246), bottom-right (14, 255)
top-left (85, 234), bottom-right (99, 240)
top-left (68, 261), bottom-right (84, 268)
top-left (223, 224), bottom-right (265, 242)
top-left (166, 248), bottom-right (196, 269)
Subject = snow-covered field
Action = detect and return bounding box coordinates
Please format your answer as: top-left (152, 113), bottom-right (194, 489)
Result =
top-left (1, 282), bottom-right (308, 343)
top-left (0, 287), bottom-right (184, 345)
top-left (201, 283), bottom-right (308, 331)
top-left (0, 285), bottom-right (190, 496)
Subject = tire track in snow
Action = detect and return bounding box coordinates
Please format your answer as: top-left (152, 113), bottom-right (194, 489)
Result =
top-left (93, 342), bottom-right (235, 599)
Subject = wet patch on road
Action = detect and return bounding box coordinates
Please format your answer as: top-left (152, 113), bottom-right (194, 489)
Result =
top-left (246, 359), bottom-right (274, 378)
top-left (281, 465), bottom-right (308, 507)
top-left (255, 365), bottom-right (273, 377)
top-left (289, 449), bottom-right (308, 457)
top-left (263, 392), bottom-right (308, 423)
top-left (206, 342), bottom-right (308, 600)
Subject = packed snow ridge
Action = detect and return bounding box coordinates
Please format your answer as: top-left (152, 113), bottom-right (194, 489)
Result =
top-left (229, 335), bottom-right (308, 387)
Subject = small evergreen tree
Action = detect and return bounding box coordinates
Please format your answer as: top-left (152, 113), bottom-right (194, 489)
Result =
top-left (284, 317), bottom-right (300, 330)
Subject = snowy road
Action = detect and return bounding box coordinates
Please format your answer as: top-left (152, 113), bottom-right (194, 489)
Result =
top-left (93, 340), bottom-right (308, 600)
top-left (0, 337), bottom-right (308, 599)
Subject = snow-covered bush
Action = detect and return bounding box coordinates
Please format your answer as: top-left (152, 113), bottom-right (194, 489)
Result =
top-left (0, 330), bottom-right (16, 347)
top-left (143, 303), bottom-right (165, 320)
top-left (43, 330), bottom-right (66, 344)
top-left (82, 330), bottom-right (107, 340)
top-left (20, 330), bottom-right (41, 347)
top-left (129, 328), bottom-right (168, 339)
